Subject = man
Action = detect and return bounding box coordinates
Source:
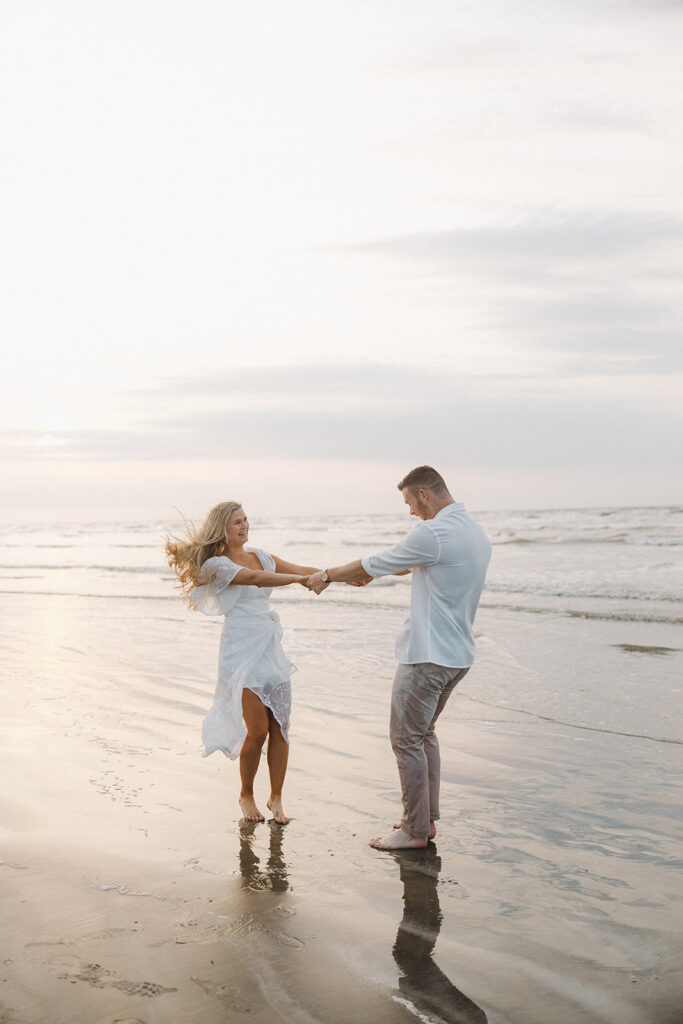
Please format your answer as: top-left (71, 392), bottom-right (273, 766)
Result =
top-left (308, 466), bottom-right (491, 851)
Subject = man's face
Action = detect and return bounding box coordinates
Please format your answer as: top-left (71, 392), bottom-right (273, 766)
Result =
top-left (402, 487), bottom-right (431, 520)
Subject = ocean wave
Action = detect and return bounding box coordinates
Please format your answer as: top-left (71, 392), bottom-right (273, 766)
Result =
top-left (110, 543), bottom-right (161, 549)
top-left (0, 543), bottom-right (78, 549)
top-left (0, 589), bottom-right (175, 601)
top-left (283, 539), bottom-right (325, 546)
top-left (484, 582), bottom-right (682, 603)
top-left (490, 533), bottom-right (682, 547)
top-left (479, 600), bottom-right (683, 625)
top-left (338, 537), bottom-right (405, 547)
top-left (0, 563), bottom-right (163, 574)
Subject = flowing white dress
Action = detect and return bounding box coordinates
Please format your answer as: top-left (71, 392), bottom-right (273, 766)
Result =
top-left (191, 549), bottom-right (295, 759)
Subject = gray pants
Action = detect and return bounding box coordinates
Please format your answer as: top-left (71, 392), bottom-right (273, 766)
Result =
top-left (390, 662), bottom-right (469, 838)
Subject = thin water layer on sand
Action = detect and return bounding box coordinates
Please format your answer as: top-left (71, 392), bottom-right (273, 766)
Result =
top-left (2, 583), bottom-right (682, 1024)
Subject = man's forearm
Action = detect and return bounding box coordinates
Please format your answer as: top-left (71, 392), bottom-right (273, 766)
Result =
top-left (327, 559), bottom-right (372, 584)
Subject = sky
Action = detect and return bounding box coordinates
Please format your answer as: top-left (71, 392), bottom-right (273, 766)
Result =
top-left (2, 0), bottom-right (682, 520)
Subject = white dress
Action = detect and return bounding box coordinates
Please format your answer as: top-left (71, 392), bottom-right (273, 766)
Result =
top-left (191, 549), bottom-right (295, 759)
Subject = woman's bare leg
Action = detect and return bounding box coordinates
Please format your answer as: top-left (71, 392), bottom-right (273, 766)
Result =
top-left (266, 711), bottom-right (290, 824)
top-left (239, 689), bottom-right (270, 821)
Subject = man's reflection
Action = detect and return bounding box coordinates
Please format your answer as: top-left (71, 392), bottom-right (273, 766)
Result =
top-left (238, 819), bottom-right (289, 892)
top-left (392, 846), bottom-right (487, 1024)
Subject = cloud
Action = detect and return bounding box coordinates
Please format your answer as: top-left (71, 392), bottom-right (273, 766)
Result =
top-left (336, 211), bottom-right (683, 371)
top-left (154, 362), bottom-right (430, 402)
top-left (589, 0), bottom-right (683, 10)
top-left (345, 211), bottom-right (683, 268)
top-left (6, 364), bottom-right (680, 479)
top-left (491, 295), bottom-right (682, 371)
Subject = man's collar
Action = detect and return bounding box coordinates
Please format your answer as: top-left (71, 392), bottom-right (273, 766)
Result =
top-left (430, 501), bottom-right (464, 520)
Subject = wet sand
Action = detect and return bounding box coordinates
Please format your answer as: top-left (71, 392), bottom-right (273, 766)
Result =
top-left (1, 591), bottom-right (682, 1024)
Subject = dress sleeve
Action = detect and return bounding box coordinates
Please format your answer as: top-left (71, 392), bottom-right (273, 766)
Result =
top-left (190, 556), bottom-right (241, 615)
top-left (253, 548), bottom-right (275, 572)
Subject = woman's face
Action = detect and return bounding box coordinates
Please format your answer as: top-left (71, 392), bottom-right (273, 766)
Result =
top-left (226, 507), bottom-right (249, 546)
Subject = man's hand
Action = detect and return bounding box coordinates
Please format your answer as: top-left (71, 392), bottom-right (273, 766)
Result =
top-left (309, 560), bottom-right (372, 593)
top-left (308, 571), bottom-right (330, 595)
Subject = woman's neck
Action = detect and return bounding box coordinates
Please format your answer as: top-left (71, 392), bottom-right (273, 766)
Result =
top-left (226, 540), bottom-right (247, 561)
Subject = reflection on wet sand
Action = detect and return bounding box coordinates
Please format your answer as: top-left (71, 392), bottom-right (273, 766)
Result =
top-left (235, 825), bottom-right (486, 1022)
top-left (392, 846), bottom-right (487, 1024)
top-left (238, 819), bottom-right (290, 892)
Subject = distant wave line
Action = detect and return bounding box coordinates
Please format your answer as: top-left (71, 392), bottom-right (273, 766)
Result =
top-left (0, 589), bottom-right (175, 601)
top-left (0, 564), bottom-right (162, 574)
top-left (479, 600), bottom-right (682, 625)
top-left (489, 535), bottom-right (682, 547)
top-left (485, 584), bottom-right (682, 604)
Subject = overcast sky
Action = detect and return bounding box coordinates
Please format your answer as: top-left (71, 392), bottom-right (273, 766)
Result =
top-left (2, 0), bottom-right (681, 520)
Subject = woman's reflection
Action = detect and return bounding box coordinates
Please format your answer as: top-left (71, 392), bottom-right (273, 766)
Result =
top-left (238, 819), bottom-right (289, 892)
top-left (392, 846), bottom-right (487, 1024)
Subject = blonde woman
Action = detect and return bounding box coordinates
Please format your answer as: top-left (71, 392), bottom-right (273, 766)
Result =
top-left (166, 501), bottom-right (319, 825)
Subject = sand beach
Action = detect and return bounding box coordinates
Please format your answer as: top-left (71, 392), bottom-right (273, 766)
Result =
top-left (1, 509), bottom-right (682, 1023)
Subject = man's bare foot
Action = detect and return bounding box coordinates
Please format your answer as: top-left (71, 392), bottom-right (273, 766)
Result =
top-left (239, 796), bottom-right (265, 822)
top-left (267, 797), bottom-right (289, 825)
top-left (370, 828), bottom-right (429, 850)
top-left (393, 821), bottom-right (437, 839)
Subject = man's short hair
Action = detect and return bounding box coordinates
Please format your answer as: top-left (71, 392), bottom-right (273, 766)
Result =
top-left (398, 465), bottom-right (449, 495)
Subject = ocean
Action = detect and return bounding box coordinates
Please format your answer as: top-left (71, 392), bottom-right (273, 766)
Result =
top-left (1, 504), bottom-right (680, 619)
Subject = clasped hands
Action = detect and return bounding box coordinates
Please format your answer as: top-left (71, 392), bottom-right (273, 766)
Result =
top-left (301, 568), bottom-right (371, 595)
top-left (305, 571), bottom-right (329, 595)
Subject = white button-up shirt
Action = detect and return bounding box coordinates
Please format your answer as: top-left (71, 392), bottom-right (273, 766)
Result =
top-left (361, 503), bottom-right (491, 668)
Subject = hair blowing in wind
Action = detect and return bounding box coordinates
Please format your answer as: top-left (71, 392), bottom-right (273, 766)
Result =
top-left (165, 500), bottom-right (242, 602)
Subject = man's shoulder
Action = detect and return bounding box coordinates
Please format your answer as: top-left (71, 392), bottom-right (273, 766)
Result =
top-left (408, 518), bottom-right (439, 541)
top-left (434, 505), bottom-right (488, 541)
top-left (442, 503), bottom-right (485, 525)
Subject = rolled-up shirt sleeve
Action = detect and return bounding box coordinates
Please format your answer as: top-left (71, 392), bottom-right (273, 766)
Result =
top-left (361, 523), bottom-right (440, 578)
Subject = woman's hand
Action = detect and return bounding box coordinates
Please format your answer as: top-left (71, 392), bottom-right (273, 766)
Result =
top-left (297, 575), bottom-right (312, 589)
top-left (307, 571), bottom-right (331, 595)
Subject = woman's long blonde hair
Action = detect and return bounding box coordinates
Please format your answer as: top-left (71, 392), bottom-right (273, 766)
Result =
top-left (165, 500), bottom-right (242, 604)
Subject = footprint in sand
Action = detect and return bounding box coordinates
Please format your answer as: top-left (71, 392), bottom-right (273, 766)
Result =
top-left (191, 977), bottom-right (251, 1013)
top-left (49, 956), bottom-right (176, 998)
top-left (112, 979), bottom-right (176, 997)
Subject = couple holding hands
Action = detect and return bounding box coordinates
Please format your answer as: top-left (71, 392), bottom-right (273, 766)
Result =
top-left (165, 466), bottom-right (490, 851)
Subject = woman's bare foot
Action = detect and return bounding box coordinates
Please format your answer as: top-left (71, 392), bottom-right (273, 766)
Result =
top-left (370, 828), bottom-right (429, 850)
top-left (393, 821), bottom-right (437, 839)
top-left (267, 796), bottom-right (289, 825)
top-left (239, 796), bottom-right (265, 822)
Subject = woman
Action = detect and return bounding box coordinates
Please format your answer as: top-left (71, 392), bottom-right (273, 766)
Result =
top-left (165, 500), bottom-right (319, 825)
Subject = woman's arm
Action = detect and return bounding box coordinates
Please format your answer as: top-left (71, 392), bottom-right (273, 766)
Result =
top-left (230, 568), bottom-right (309, 589)
top-left (272, 555), bottom-right (321, 575)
